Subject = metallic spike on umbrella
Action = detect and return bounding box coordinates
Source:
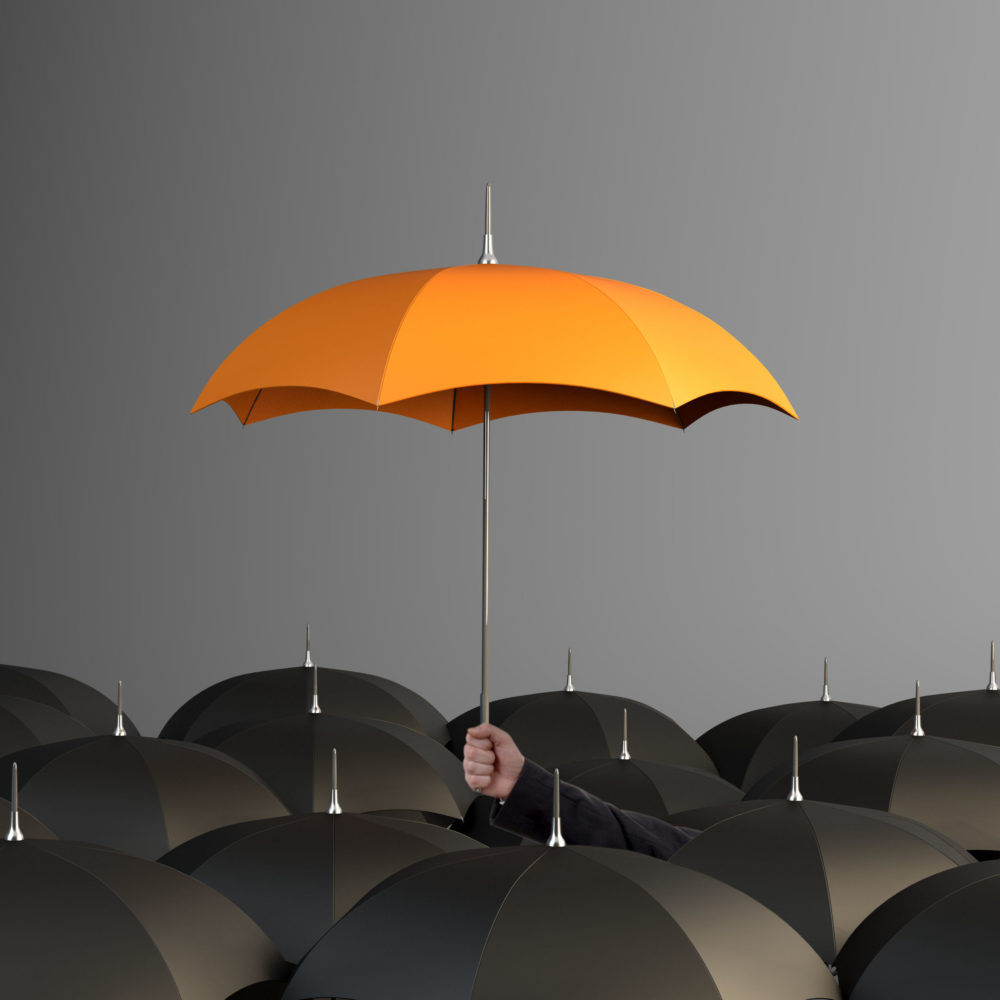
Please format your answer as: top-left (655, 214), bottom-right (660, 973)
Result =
top-left (837, 645), bottom-right (1000, 745)
top-left (6, 763), bottom-right (23, 841)
top-left (836, 859), bottom-right (1000, 1000)
top-left (162, 807), bottom-right (483, 963)
top-left (327, 748), bottom-right (342, 815)
top-left (309, 661), bottom-right (321, 715)
top-left (787, 735), bottom-right (804, 801)
top-left (669, 797), bottom-right (972, 966)
top-left (698, 658), bottom-right (874, 789)
top-left (546, 768), bottom-right (566, 847)
top-left (193, 186), bottom-right (797, 732)
top-left (747, 733), bottom-right (1000, 851)
top-left (910, 680), bottom-right (925, 737)
top-left (282, 844), bottom-right (838, 1000)
top-left (0, 663), bottom-right (138, 733)
top-left (160, 643), bottom-right (448, 744)
top-left (0, 838), bottom-right (287, 998)
top-left (564, 647), bottom-right (575, 693)
top-left (0, 735), bottom-right (288, 858)
top-left (197, 712), bottom-right (473, 820)
top-left (113, 680), bottom-right (127, 736)
top-left (302, 623), bottom-right (313, 670)
top-left (619, 708), bottom-right (631, 761)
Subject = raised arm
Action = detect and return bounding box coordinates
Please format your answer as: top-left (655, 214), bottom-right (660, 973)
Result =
top-left (464, 724), bottom-right (698, 860)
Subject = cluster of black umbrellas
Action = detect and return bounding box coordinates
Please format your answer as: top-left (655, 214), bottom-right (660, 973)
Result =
top-left (4, 642), bottom-right (1000, 999)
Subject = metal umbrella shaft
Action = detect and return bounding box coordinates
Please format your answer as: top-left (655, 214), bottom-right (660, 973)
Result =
top-left (481, 385), bottom-right (490, 726)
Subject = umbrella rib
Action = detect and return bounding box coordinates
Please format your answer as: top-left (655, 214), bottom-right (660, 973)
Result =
top-left (572, 274), bottom-right (678, 408)
top-left (800, 806), bottom-right (839, 956)
top-left (451, 388), bottom-right (457, 433)
top-left (39, 847), bottom-right (185, 995)
top-left (375, 269), bottom-right (444, 408)
top-left (242, 389), bottom-right (263, 426)
top-left (467, 851), bottom-right (548, 997)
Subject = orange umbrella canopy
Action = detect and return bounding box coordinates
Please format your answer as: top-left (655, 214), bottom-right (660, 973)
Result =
top-left (192, 264), bottom-right (797, 428)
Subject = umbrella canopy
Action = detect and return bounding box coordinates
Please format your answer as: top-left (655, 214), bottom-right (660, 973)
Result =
top-left (197, 712), bottom-right (473, 820)
top-left (0, 692), bottom-right (94, 756)
top-left (161, 635), bottom-right (447, 743)
top-left (836, 647), bottom-right (1000, 743)
top-left (836, 859), bottom-right (1000, 1000)
top-left (747, 734), bottom-right (1000, 850)
top-left (698, 660), bottom-right (874, 788)
top-left (193, 188), bottom-right (797, 726)
top-left (447, 686), bottom-right (715, 772)
top-left (162, 811), bottom-right (483, 963)
top-left (0, 735), bottom-right (288, 858)
top-left (0, 662), bottom-right (137, 732)
top-left (283, 844), bottom-right (838, 1000)
top-left (0, 838), bottom-right (287, 999)
top-left (669, 798), bottom-right (972, 964)
top-left (555, 757), bottom-right (742, 820)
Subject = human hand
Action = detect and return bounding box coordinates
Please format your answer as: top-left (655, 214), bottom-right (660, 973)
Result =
top-left (463, 724), bottom-right (525, 799)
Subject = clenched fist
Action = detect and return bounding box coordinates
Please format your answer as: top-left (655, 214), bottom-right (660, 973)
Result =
top-left (463, 723), bottom-right (525, 799)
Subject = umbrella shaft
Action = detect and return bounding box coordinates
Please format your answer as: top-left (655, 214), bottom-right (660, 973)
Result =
top-left (481, 386), bottom-right (490, 726)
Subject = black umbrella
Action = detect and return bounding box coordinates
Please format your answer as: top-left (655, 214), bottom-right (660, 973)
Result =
top-left (836, 644), bottom-right (1000, 744)
top-left (0, 662), bottom-right (137, 732)
top-left (668, 739), bottom-right (972, 965)
top-left (698, 658), bottom-right (874, 788)
top-left (747, 688), bottom-right (1000, 850)
top-left (161, 627), bottom-right (448, 742)
top-left (284, 795), bottom-right (838, 1000)
top-left (1, 716), bottom-right (288, 858)
top-left (836, 859), bottom-right (1000, 1000)
top-left (447, 649), bottom-right (714, 772)
top-left (0, 692), bottom-right (94, 756)
top-left (0, 837), bottom-right (287, 999)
top-left (162, 764), bottom-right (484, 963)
top-left (195, 676), bottom-right (473, 819)
top-left (556, 709), bottom-right (742, 819)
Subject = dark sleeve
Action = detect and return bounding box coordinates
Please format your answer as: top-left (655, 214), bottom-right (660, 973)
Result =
top-left (490, 759), bottom-right (699, 860)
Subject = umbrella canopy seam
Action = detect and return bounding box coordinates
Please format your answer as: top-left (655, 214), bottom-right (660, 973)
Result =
top-left (467, 850), bottom-right (548, 996)
top-left (801, 806), bottom-right (839, 954)
top-left (583, 850), bottom-right (725, 1000)
top-left (35, 846), bottom-right (184, 998)
top-left (377, 268), bottom-right (446, 407)
top-left (572, 273), bottom-right (678, 410)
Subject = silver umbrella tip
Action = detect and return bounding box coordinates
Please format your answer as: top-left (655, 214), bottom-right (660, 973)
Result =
top-left (113, 680), bottom-right (127, 737)
top-left (546, 768), bottom-right (566, 847)
top-left (820, 656), bottom-right (831, 702)
top-left (619, 707), bottom-right (631, 760)
top-left (302, 623), bottom-right (314, 669)
top-left (911, 679), bottom-right (925, 736)
top-left (309, 660), bottom-right (321, 714)
top-left (6, 762), bottom-right (24, 842)
top-left (989, 641), bottom-right (998, 693)
top-left (564, 647), bottom-right (575, 693)
top-left (328, 747), bottom-right (343, 815)
top-left (477, 183), bottom-right (498, 264)
top-left (787, 734), bottom-right (804, 802)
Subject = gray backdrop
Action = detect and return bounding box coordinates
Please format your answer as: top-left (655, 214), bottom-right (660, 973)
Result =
top-left (2, 1), bottom-right (998, 739)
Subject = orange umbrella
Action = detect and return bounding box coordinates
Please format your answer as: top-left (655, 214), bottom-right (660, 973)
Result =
top-left (194, 186), bottom-right (797, 720)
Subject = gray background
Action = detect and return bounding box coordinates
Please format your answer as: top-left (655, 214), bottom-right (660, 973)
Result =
top-left (2, 1), bottom-right (998, 739)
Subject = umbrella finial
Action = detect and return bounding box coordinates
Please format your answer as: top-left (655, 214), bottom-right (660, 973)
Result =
top-left (564, 647), bottom-right (575, 693)
top-left (477, 183), bottom-right (498, 264)
top-left (619, 707), bottom-right (631, 760)
top-left (309, 660), bottom-right (321, 714)
top-left (821, 657), bottom-right (831, 702)
top-left (328, 748), bottom-right (343, 815)
top-left (113, 680), bottom-right (127, 736)
top-left (911, 680), bottom-right (925, 736)
top-left (989, 641), bottom-right (998, 693)
top-left (546, 768), bottom-right (566, 847)
top-left (302, 623), bottom-right (314, 670)
top-left (6, 763), bottom-right (23, 842)
top-left (787, 735), bottom-right (804, 801)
